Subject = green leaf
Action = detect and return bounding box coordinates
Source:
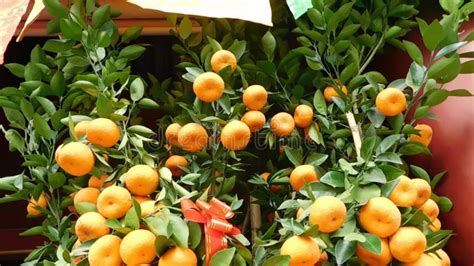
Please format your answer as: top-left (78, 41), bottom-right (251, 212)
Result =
top-left (330, 129), bottom-right (352, 139)
top-left (96, 93), bottom-right (113, 117)
top-left (75, 202), bottom-right (97, 215)
top-left (130, 78), bottom-right (145, 102)
top-left (353, 184), bottom-right (381, 204)
top-left (403, 41), bottom-right (423, 65)
top-left (43, 0), bottom-right (68, 18)
top-left (59, 19), bottom-right (82, 40)
top-left (437, 196), bottom-right (453, 212)
top-left (5, 129), bottom-right (25, 152)
top-left (48, 172), bottom-right (66, 189)
top-left (448, 89), bottom-right (472, 97)
top-left (4, 108), bottom-right (25, 128)
top-left (43, 39), bottom-right (75, 53)
top-left (154, 235), bottom-right (174, 256)
top-left (307, 8), bottom-right (324, 28)
top-left (121, 26), bottom-right (143, 43)
top-left (406, 62), bottom-right (426, 93)
top-left (305, 153), bottom-right (328, 166)
top-left (50, 71), bottom-right (66, 96)
top-left (209, 247), bottom-right (236, 266)
top-left (381, 178), bottom-right (401, 197)
top-left (439, 0), bottom-right (463, 13)
top-left (361, 167), bottom-right (386, 185)
top-left (428, 57), bottom-right (461, 82)
top-left (367, 108), bottom-right (385, 128)
top-left (262, 255), bottom-right (291, 266)
top-left (228, 40), bottom-right (246, 60)
top-left (431, 171), bottom-right (446, 189)
top-left (179, 16), bottom-right (193, 39)
top-left (285, 146), bottom-right (303, 166)
top-left (460, 60), bottom-right (474, 74)
top-left (414, 106), bottom-right (429, 119)
top-left (119, 45), bottom-right (146, 60)
top-left (36, 97), bottom-right (57, 115)
top-left (138, 98), bottom-right (159, 109)
top-left (384, 26), bottom-right (402, 40)
top-left (92, 5), bottom-right (111, 29)
top-left (340, 63), bottom-right (358, 85)
top-left (360, 234), bottom-right (382, 255)
top-left (33, 114), bottom-right (54, 140)
top-left (377, 134), bottom-right (400, 154)
top-left (335, 240), bottom-right (356, 265)
top-left (20, 99), bottom-right (34, 120)
top-left (170, 215), bottom-right (189, 248)
top-left (328, 2), bottom-right (354, 31)
top-left (375, 152), bottom-right (402, 165)
top-left (19, 226), bottom-right (44, 237)
top-left (409, 165), bottom-right (430, 182)
top-left (188, 222), bottom-right (201, 249)
top-left (361, 136), bottom-right (377, 161)
top-left (399, 142), bottom-right (431, 156)
top-left (338, 159), bottom-right (358, 175)
top-left (420, 19), bottom-right (444, 51)
top-left (4, 63), bottom-right (25, 78)
top-left (286, 0), bottom-right (312, 19)
top-left (262, 31), bottom-right (276, 61)
top-left (313, 90), bottom-right (327, 115)
top-left (320, 171), bottom-right (345, 188)
top-left (123, 200), bottom-right (141, 230)
top-left (425, 89), bottom-right (449, 107)
top-left (435, 41), bottom-right (467, 60)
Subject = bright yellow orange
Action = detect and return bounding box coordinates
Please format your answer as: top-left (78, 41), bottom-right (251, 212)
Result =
top-left (119, 229), bottom-right (156, 265)
top-left (125, 165), bottom-right (160, 196)
top-left (261, 172), bottom-right (280, 192)
top-left (309, 196), bottom-right (346, 233)
top-left (289, 165), bottom-right (318, 191)
top-left (57, 142), bottom-right (95, 176)
top-left (356, 238), bottom-right (392, 266)
top-left (389, 226), bottom-right (426, 263)
top-left (294, 104), bottom-right (314, 128)
top-left (177, 123), bottom-right (208, 152)
top-left (280, 235), bottom-right (320, 266)
top-left (324, 85), bottom-right (348, 102)
top-left (193, 72), bottom-right (225, 102)
top-left (388, 175), bottom-right (417, 207)
top-left (410, 124), bottom-right (433, 146)
top-left (435, 249), bottom-right (450, 266)
top-left (140, 201), bottom-right (163, 217)
top-left (165, 123), bottom-right (182, 147)
top-left (97, 186), bottom-right (132, 219)
top-left (54, 144), bottom-right (63, 162)
top-left (74, 120), bottom-right (91, 138)
top-left (73, 187), bottom-right (100, 209)
top-left (419, 199), bottom-right (439, 222)
top-left (403, 253), bottom-right (442, 266)
top-left (88, 174), bottom-right (111, 189)
top-left (88, 234), bottom-right (122, 266)
top-left (158, 246), bottom-right (198, 266)
top-left (75, 211), bottom-right (110, 242)
top-left (211, 50), bottom-right (237, 73)
top-left (134, 196), bottom-right (152, 204)
top-left (359, 197), bottom-right (401, 238)
top-left (271, 112), bottom-right (295, 137)
top-left (86, 118), bottom-right (121, 148)
top-left (412, 178), bottom-right (431, 207)
top-left (220, 120), bottom-right (251, 151)
top-left (243, 85), bottom-right (268, 110)
top-left (27, 193), bottom-right (48, 216)
top-left (241, 111), bottom-right (266, 132)
top-left (376, 88), bottom-right (407, 116)
top-left (165, 155), bottom-right (189, 176)
top-left (429, 218), bottom-right (441, 232)
top-left (315, 251), bottom-right (328, 266)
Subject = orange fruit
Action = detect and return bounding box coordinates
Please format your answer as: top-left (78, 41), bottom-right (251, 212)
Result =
top-left (294, 104), bottom-right (314, 128)
top-left (27, 193), bottom-right (48, 216)
top-left (74, 211), bottom-right (110, 242)
top-left (243, 85), bottom-right (268, 110)
top-left (429, 218), bottom-right (441, 232)
top-left (356, 238), bottom-right (392, 266)
top-left (97, 186), bottom-right (132, 219)
top-left (309, 196), bottom-right (346, 233)
top-left (359, 197), bottom-right (401, 238)
top-left (119, 229), bottom-right (156, 265)
top-left (177, 123), bottom-right (209, 152)
top-left (54, 144), bottom-right (63, 162)
top-left (140, 201), bottom-right (163, 217)
top-left (412, 178), bottom-right (431, 207)
top-left (323, 85), bottom-right (348, 102)
top-left (73, 187), bottom-right (100, 208)
top-left (158, 246), bottom-right (198, 266)
top-left (86, 118), bottom-right (121, 148)
top-left (134, 196), bottom-right (152, 204)
top-left (261, 172), bottom-right (280, 192)
top-left (193, 72), bottom-right (225, 102)
top-left (403, 253), bottom-right (442, 266)
top-left (165, 155), bottom-right (189, 176)
top-left (57, 142), bottom-right (95, 176)
top-left (271, 112), bottom-right (295, 137)
top-left (289, 165), bottom-right (318, 191)
top-left (409, 124), bottom-right (433, 146)
top-left (418, 199), bottom-right (439, 222)
top-left (375, 88), bottom-right (407, 116)
top-left (74, 120), bottom-right (91, 138)
top-left (165, 123), bottom-right (182, 147)
top-left (280, 235), bottom-right (320, 266)
top-left (211, 50), bottom-right (237, 73)
top-left (389, 226), bottom-right (426, 263)
top-left (388, 175), bottom-right (417, 207)
top-left (88, 234), bottom-right (122, 266)
top-left (435, 249), bottom-right (450, 266)
top-left (296, 207), bottom-right (304, 220)
top-left (125, 165), bottom-right (160, 196)
top-left (88, 174), bottom-right (111, 188)
top-left (220, 120), bottom-right (251, 150)
top-left (241, 110), bottom-right (266, 132)
top-left (315, 251), bottom-right (328, 266)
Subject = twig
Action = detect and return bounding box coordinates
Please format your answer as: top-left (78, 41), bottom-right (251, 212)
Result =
top-left (346, 112), bottom-right (362, 158)
top-left (249, 196), bottom-right (261, 243)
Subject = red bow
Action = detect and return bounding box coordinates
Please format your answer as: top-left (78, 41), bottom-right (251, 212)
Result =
top-left (181, 197), bottom-right (242, 266)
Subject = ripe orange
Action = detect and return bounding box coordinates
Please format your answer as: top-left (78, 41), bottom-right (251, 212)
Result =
top-left (356, 238), bottom-right (392, 266)
top-left (165, 155), bottom-right (189, 176)
top-left (280, 235), bottom-right (320, 266)
top-left (412, 178), bottom-right (431, 207)
top-left (57, 142), bottom-right (95, 176)
top-left (309, 196), bottom-right (347, 233)
top-left (140, 201), bottom-right (163, 217)
top-left (294, 104), bottom-right (314, 128)
top-left (359, 197), bottom-right (401, 238)
top-left (418, 199), bottom-right (439, 222)
top-left (165, 123), bottom-right (182, 147)
top-left (75, 211), bottom-right (110, 242)
top-left (409, 124), bottom-right (433, 146)
top-left (404, 253), bottom-right (442, 266)
top-left (177, 123), bottom-right (208, 152)
top-left (271, 112), bottom-right (295, 137)
top-left (261, 172), bottom-right (280, 192)
top-left (86, 118), bottom-right (121, 148)
top-left (435, 249), bottom-right (450, 266)
top-left (220, 120), bottom-right (251, 150)
top-left (315, 251), bottom-right (328, 266)
top-left (88, 234), bottom-right (122, 266)
top-left (158, 246), bottom-right (198, 266)
top-left (375, 88), bottom-right (407, 116)
top-left (323, 85), bottom-right (348, 102)
top-left (27, 193), bottom-right (48, 216)
top-left (74, 120), bottom-right (91, 138)
top-left (54, 144), bottom-right (63, 162)
top-left (193, 72), bottom-right (225, 102)
top-left (97, 186), bottom-right (132, 219)
top-left (243, 85), bottom-right (268, 110)
top-left (119, 229), bottom-right (156, 265)
top-left (389, 226), bottom-right (426, 263)
top-left (125, 165), bottom-right (160, 196)
top-left (429, 218), bottom-right (441, 232)
top-left (211, 50), bottom-right (237, 73)
top-left (241, 110), bottom-right (266, 132)
top-left (73, 187), bottom-right (100, 209)
top-left (88, 174), bottom-right (111, 188)
top-left (388, 175), bottom-right (417, 207)
top-left (289, 165), bottom-right (318, 191)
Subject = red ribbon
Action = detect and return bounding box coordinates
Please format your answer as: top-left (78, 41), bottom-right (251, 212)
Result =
top-left (181, 197), bottom-right (242, 266)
